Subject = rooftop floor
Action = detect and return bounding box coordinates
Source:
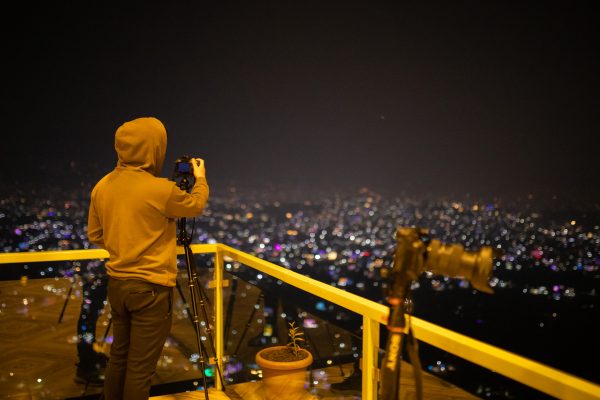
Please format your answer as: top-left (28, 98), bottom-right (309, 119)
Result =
top-left (0, 275), bottom-right (479, 399)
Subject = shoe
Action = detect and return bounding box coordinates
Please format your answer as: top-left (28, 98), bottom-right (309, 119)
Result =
top-left (330, 372), bottom-right (361, 394)
top-left (75, 367), bottom-right (105, 386)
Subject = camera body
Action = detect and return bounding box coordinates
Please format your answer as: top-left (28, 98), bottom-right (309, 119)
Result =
top-left (172, 155), bottom-right (199, 192)
top-left (389, 227), bottom-right (494, 298)
top-left (173, 155), bottom-right (196, 179)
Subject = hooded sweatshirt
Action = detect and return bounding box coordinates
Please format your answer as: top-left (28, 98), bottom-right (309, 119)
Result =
top-left (87, 117), bottom-right (209, 287)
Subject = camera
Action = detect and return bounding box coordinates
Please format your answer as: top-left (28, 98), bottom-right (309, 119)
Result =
top-left (381, 227), bottom-right (495, 400)
top-left (172, 155), bottom-right (199, 192)
top-left (174, 155), bottom-right (195, 175)
top-left (173, 155), bottom-right (197, 178)
top-left (390, 227), bottom-right (494, 296)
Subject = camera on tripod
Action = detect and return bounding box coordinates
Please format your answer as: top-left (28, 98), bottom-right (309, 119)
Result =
top-left (381, 227), bottom-right (496, 400)
top-left (173, 155), bottom-right (198, 178)
top-left (172, 155), bottom-right (200, 192)
top-left (389, 227), bottom-right (494, 296)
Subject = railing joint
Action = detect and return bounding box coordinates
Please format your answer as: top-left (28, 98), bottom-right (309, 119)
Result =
top-left (208, 279), bottom-right (230, 289)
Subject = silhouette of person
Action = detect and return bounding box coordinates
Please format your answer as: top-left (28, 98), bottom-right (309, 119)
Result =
top-left (88, 117), bottom-right (209, 400)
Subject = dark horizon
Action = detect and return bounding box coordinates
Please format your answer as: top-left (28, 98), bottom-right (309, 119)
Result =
top-left (2, 2), bottom-right (598, 201)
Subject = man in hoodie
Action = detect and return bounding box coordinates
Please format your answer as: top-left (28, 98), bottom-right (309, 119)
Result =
top-left (87, 116), bottom-right (209, 400)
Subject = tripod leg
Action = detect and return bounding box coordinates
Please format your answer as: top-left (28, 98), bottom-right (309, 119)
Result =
top-left (58, 276), bottom-right (76, 323)
top-left (191, 271), bottom-right (226, 389)
top-left (175, 278), bottom-right (197, 332)
top-left (193, 279), bottom-right (214, 344)
top-left (182, 245), bottom-right (210, 398)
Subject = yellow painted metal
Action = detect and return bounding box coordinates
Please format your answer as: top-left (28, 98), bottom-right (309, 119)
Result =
top-left (1, 244), bottom-right (600, 400)
top-left (213, 247), bottom-right (225, 391)
top-left (362, 315), bottom-right (380, 400)
top-left (186, 243), bottom-right (219, 255)
top-left (0, 248), bottom-right (109, 263)
top-left (0, 244), bottom-right (218, 264)
top-left (217, 245), bottom-right (390, 323)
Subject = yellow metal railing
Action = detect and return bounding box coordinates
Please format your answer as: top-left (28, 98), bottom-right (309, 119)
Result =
top-left (1, 245), bottom-right (599, 400)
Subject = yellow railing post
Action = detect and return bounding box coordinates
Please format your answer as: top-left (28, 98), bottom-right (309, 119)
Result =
top-left (362, 315), bottom-right (380, 400)
top-left (213, 245), bottom-right (225, 391)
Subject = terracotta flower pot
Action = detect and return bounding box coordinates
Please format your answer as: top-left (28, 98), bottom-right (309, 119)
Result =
top-left (255, 346), bottom-right (313, 400)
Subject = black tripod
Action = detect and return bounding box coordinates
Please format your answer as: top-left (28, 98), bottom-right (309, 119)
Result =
top-left (175, 176), bottom-right (225, 399)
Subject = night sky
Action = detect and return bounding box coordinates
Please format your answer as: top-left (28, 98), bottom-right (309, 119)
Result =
top-left (2, 1), bottom-right (598, 200)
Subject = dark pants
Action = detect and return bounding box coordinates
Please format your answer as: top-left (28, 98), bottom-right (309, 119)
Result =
top-left (102, 277), bottom-right (173, 400)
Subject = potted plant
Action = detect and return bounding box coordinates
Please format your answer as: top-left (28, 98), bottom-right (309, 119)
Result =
top-left (255, 321), bottom-right (314, 400)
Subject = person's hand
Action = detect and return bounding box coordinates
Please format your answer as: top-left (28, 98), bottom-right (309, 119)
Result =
top-left (193, 158), bottom-right (206, 179)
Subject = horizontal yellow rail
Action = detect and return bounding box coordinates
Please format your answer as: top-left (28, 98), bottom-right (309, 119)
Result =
top-left (0, 248), bottom-right (110, 263)
top-left (1, 245), bottom-right (599, 400)
top-left (0, 244), bottom-right (218, 264)
top-left (214, 244), bottom-right (600, 400)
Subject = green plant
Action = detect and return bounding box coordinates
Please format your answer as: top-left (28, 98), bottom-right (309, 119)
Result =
top-left (258, 321), bottom-right (310, 362)
top-left (286, 321), bottom-right (305, 358)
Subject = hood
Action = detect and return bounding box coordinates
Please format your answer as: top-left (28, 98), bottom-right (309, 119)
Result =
top-left (114, 117), bottom-right (167, 176)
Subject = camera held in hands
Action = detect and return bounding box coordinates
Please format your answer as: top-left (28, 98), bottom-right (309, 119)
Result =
top-left (172, 155), bottom-right (198, 191)
top-left (173, 155), bottom-right (196, 177)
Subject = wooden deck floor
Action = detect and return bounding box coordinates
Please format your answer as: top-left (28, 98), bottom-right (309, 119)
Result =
top-left (0, 275), bottom-right (479, 399)
top-left (151, 368), bottom-right (481, 400)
